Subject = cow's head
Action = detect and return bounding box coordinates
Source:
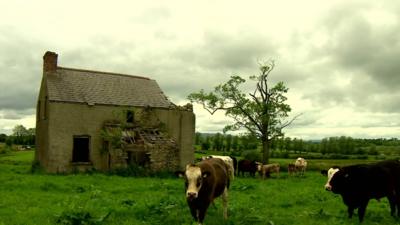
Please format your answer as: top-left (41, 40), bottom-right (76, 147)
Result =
top-left (180, 164), bottom-right (210, 201)
top-left (323, 167), bottom-right (340, 191)
top-left (255, 162), bottom-right (262, 172)
top-left (326, 168), bottom-right (352, 194)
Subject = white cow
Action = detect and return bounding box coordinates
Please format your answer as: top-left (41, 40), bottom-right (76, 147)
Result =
top-left (202, 155), bottom-right (235, 180)
top-left (294, 157), bottom-right (307, 176)
top-left (257, 163), bottom-right (280, 179)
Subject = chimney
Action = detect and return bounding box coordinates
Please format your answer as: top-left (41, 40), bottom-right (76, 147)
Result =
top-left (43, 51), bottom-right (58, 73)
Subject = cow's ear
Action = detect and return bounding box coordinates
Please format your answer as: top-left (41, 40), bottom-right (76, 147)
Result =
top-left (175, 171), bottom-right (185, 178)
top-left (186, 164), bottom-right (195, 170)
top-left (321, 170), bottom-right (328, 176)
top-left (202, 171), bottom-right (211, 178)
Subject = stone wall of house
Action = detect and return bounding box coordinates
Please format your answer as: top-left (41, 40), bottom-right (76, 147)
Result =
top-left (35, 76), bottom-right (49, 168)
top-left (148, 142), bottom-right (180, 171)
top-left (36, 102), bottom-right (195, 173)
top-left (154, 106), bottom-right (195, 170)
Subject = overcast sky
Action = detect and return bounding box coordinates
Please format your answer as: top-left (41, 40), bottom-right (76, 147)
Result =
top-left (0, 0), bottom-right (399, 139)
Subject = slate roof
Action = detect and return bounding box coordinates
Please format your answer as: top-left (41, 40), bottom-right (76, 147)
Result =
top-left (46, 67), bottom-right (172, 108)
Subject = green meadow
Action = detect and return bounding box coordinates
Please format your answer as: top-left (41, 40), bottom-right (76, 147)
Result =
top-left (1, 151), bottom-right (399, 225)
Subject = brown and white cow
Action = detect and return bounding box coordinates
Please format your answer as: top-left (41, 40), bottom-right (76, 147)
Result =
top-left (178, 158), bottom-right (230, 225)
top-left (202, 155), bottom-right (235, 180)
top-left (294, 157), bottom-right (307, 176)
top-left (287, 163), bottom-right (296, 176)
top-left (257, 163), bottom-right (280, 179)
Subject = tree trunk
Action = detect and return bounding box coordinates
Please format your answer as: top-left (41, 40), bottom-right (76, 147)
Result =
top-left (262, 140), bottom-right (270, 164)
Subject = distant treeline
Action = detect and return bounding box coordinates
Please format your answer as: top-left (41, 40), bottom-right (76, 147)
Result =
top-left (0, 125), bottom-right (35, 146)
top-left (195, 132), bottom-right (400, 157)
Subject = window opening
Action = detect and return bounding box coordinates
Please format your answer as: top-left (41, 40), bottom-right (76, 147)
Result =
top-left (72, 136), bottom-right (90, 162)
top-left (126, 110), bottom-right (134, 123)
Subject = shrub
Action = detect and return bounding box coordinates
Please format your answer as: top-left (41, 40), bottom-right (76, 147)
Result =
top-left (352, 155), bottom-right (369, 160)
top-left (375, 154), bottom-right (387, 160)
top-left (108, 164), bottom-right (174, 178)
top-left (30, 160), bottom-right (44, 173)
top-left (270, 151), bottom-right (289, 158)
top-left (55, 210), bottom-right (110, 225)
top-left (0, 145), bottom-right (12, 154)
top-left (241, 150), bottom-right (261, 161)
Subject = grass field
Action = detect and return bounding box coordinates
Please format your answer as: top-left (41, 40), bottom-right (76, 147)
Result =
top-left (1, 151), bottom-right (400, 225)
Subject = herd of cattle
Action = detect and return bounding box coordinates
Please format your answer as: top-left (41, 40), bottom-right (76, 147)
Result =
top-left (177, 156), bottom-right (308, 224)
top-left (177, 156), bottom-right (400, 224)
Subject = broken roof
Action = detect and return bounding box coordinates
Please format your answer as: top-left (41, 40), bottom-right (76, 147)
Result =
top-left (46, 67), bottom-right (172, 108)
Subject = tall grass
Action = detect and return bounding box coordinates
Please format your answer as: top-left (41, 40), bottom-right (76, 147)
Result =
top-left (1, 151), bottom-right (400, 225)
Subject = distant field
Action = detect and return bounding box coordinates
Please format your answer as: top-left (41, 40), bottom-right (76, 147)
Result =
top-left (0, 151), bottom-right (399, 225)
top-left (195, 150), bottom-right (379, 171)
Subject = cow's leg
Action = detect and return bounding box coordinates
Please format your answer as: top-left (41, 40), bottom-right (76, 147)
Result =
top-left (189, 206), bottom-right (201, 225)
top-left (198, 205), bottom-right (209, 225)
top-left (358, 200), bottom-right (369, 222)
top-left (222, 187), bottom-right (228, 219)
top-left (189, 205), bottom-right (198, 222)
top-left (388, 195), bottom-right (396, 216)
top-left (347, 206), bottom-right (354, 218)
top-left (393, 189), bottom-right (400, 217)
top-left (397, 195), bottom-right (400, 217)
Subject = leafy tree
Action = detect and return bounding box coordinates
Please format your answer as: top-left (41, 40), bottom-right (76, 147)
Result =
top-left (5, 137), bottom-right (13, 147)
top-left (188, 61), bottom-right (298, 163)
top-left (320, 138), bottom-right (328, 154)
top-left (232, 135), bottom-right (239, 151)
top-left (195, 132), bottom-right (202, 145)
top-left (0, 133), bottom-right (7, 142)
top-left (225, 134), bottom-right (232, 152)
top-left (368, 144), bottom-right (378, 155)
top-left (201, 136), bottom-right (211, 150)
top-left (12, 125), bottom-right (29, 137)
top-left (240, 134), bottom-right (258, 150)
top-left (293, 138), bottom-right (304, 154)
top-left (283, 137), bottom-right (292, 152)
top-left (9, 125), bottom-right (35, 145)
top-left (212, 133), bottom-right (223, 151)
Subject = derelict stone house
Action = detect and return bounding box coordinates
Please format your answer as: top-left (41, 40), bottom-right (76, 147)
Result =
top-left (35, 51), bottom-right (195, 173)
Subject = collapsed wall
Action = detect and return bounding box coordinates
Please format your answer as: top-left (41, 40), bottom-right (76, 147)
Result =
top-left (105, 124), bottom-right (180, 172)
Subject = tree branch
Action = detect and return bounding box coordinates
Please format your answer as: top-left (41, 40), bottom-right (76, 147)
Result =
top-left (279, 113), bottom-right (303, 129)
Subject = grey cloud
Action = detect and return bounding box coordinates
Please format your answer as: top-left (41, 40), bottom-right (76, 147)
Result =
top-left (0, 109), bottom-right (35, 120)
top-left (300, 3), bottom-right (400, 113)
top-left (132, 6), bottom-right (171, 25)
top-left (290, 115), bottom-right (318, 128)
top-left (0, 28), bottom-right (43, 111)
top-left (174, 31), bottom-right (277, 71)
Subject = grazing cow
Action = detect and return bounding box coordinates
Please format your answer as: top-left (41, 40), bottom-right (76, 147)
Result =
top-left (257, 163), bottom-right (280, 179)
top-left (287, 163), bottom-right (296, 176)
top-left (237, 159), bottom-right (258, 177)
top-left (325, 160), bottom-right (400, 222)
top-left (178, 158), bottom-right (230, 225)
top-left (294, 157), bottom-right (307, 176)
top-left (321, 166), bottom-right (340, 190)
top-left (202, 155), bottom-right (235, 179)
top-left (231, 156), bottom-right (238, 176)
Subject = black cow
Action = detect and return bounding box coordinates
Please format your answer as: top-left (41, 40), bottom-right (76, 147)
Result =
top-left (231, 156), bottom-right (238, 176)
top-left (327, 160), bottom-right (400, 222)
top-left (177, 158), bottom-right (230, 225)
top-left (237, 159), bottom-right (258, 177)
